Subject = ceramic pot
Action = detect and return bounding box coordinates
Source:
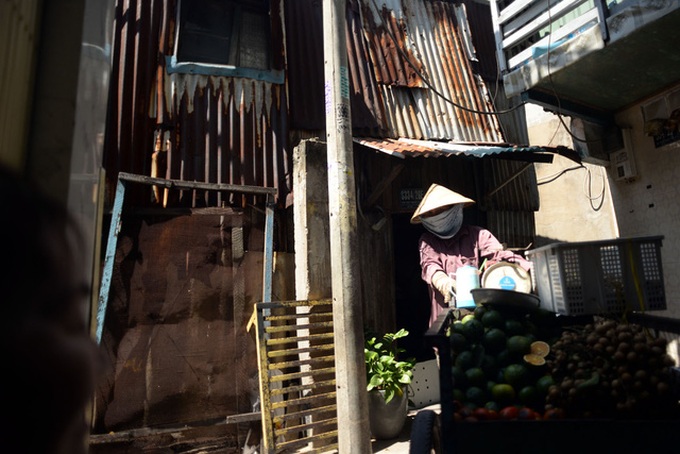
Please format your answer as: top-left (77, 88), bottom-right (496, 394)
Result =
top-left (368, 387), bottom-right (408, 440)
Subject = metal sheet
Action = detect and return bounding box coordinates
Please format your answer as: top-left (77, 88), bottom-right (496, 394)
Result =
top-left (353, 136), bottom-right (578, 162)
top-left (285, 0), bottom-right (507, 141)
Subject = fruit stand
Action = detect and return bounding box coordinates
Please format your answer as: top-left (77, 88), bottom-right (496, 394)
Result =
top-left (410, 307), bottom-right (680, 453)
top-left (409, 236), bottom-right (680, 453)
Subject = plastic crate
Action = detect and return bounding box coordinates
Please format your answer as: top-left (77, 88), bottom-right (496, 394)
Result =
top-left (526, 236), bottom-right (666, 315)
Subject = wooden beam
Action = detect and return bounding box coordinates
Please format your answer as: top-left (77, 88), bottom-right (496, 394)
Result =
top-left (363, 163), bottom-right (404, 209)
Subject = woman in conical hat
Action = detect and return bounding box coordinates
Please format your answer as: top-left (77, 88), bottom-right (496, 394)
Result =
top-left (411, 184), bottom-right (531, 327)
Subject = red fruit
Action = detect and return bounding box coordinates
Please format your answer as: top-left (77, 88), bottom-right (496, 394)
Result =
top-left (473, 408), bottom-right (490, 421)
top-left (518, 407), bottom-right (538, 420)
top-left (486, 409), bottom-right (500, 420)
top-left (543, 408), bottom-right (566, 420)
top-left (459, 406), bottom-right (475, 418)
top-left (499, 406), bottom-right (519, 420)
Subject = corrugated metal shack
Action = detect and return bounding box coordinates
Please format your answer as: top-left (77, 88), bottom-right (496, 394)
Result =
top-left (93, 0), bottom-right (576, 451)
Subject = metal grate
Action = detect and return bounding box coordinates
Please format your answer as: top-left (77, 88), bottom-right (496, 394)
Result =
top-left (254, 299), bottom-right (339, 453)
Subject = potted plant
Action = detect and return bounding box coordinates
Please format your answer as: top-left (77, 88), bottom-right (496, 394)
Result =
top-left (364, 328), bottom-right (416, 439)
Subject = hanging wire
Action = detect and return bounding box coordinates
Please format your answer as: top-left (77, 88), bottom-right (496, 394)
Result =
top-left (536, 164), bottom-right (584, 185)
top-left (583, 165), bottom-right (607, 210)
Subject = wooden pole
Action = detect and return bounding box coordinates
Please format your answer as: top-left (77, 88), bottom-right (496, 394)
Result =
top-left (322, 1), bottom-right (371, 452)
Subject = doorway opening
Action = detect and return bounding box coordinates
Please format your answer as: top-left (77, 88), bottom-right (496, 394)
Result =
top-left (392, 213), bottom-right (435, 363)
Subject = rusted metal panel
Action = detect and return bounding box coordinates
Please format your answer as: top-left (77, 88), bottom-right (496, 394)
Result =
top-left (93, 209), bottom-right (267, 432)
top-left (353, 136), bottom-right (571, 162)
top-left (285, 0), bottom-right (505, 141)
top-left (105, 0), bottom-right (527, 210)
top-left (358, 0), bottom-right (505, 141)
top-left (105, 0), bottom-right (291, 209)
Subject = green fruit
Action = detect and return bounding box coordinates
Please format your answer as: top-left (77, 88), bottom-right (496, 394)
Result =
top-left (496, 349), bottom-right (511, 367)
top-left (465, 386), bottom-right (487, 406)
top-left (483, 328), bottom-right (507, 353)
top-left (451, 366), bottom-right (468, 389)
top-left (461, 314), bottom-right (476, 324)
top-left (518, 385), bottom-right (539, 406)
top-left (451, 321), bottom-right (465, 334)
top-left (465, 367), bottom-right (486, 387)
top-left (504, 319), bottom-right (525, 336)
top-left (485, 401), bottom-right (500, 412)
top-left (491, 383), bottom-right (516, 406)
top-left (473, 305), bottom-right (488, 320)
top-left (450, 332), bottom-right (468, 353)
top-left (536, 375), bottom-right (556, 395)
top-left (455, 350), bottom-right (475, 370)
top-left (504, 363), bottom-right (531, 388)
top-left (507, 335), bottom-right (533, 356)
top-left (481, 309), bottom-right (505, 329)
top-left (461, 319), bottom-right (484, 342)
top-left (480, 354), bottom-right (499, 377)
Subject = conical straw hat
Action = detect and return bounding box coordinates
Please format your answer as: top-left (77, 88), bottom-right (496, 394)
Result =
top-left (410, 184), bottom-right (475, 224)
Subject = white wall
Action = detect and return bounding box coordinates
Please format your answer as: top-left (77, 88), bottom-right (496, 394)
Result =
top-left (612, 94), bottom-right (680, 320)
top-left (525, 103), bottom-right (619, 245)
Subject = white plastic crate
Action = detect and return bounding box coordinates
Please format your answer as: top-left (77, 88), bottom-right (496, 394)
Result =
top-left (409, 359), bottom-right (440, 409)
top-left (526, 236), bottom-right (666, 315)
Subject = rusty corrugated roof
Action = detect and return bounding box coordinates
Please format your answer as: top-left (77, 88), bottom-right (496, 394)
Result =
top-left (286, 0), bottom-right (505, 142)
top-left (354, 137), bottom-right (581, 163)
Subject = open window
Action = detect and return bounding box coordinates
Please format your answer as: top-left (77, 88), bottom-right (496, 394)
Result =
top-left (168, 0), bottom-right (283, 83)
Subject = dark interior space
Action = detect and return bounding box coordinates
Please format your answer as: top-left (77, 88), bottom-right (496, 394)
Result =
top-left (393, 213), bottom-right (435, 363)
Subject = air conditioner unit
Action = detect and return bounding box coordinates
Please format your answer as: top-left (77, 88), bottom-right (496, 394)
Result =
top-left (609, 129), bottom-right (637, 182)
top-left (570, 118), bottom-right (610, 166)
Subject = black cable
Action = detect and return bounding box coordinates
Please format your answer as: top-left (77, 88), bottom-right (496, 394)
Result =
top-left (537, 164), bottom-right (585, 185)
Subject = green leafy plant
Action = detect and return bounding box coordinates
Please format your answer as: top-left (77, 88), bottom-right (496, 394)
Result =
top-left (364, 328), bottom-right (416, 403)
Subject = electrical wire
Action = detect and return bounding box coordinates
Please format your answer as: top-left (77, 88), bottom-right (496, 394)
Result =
top-left (536, 164), bottom-right (585, 185)
top-left (583, 165), bottom-right (607, 211)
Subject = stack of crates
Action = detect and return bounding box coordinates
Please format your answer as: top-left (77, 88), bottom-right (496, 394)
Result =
top-left (526, 236), bottom-right (666, 315)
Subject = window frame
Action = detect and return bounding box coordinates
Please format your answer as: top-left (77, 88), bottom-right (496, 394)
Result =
top-left (167, 0), bottom-right (283, 84)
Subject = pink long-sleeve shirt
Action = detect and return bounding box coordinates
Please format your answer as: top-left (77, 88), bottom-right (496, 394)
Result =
top-left (418, 224), bottom-right (532, 327)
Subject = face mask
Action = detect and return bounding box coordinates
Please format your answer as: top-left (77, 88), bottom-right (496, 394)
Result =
top-left (421, 204), bottom-right (463, 239)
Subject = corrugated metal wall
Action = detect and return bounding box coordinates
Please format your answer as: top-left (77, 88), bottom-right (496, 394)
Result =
top-left (104, 0), bottom-right (291, 209)
top-left (286, 0), bottom-right (505, 142)
top-left (104, 0), bottom-right (523, 210)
